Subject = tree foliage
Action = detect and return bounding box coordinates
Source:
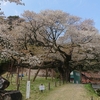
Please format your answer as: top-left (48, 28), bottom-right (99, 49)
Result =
top-left (0, 9), bottom-right (100, 81)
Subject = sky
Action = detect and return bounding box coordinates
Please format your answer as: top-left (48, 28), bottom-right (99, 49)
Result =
top-left (1, 0), bottom-right (100, 31)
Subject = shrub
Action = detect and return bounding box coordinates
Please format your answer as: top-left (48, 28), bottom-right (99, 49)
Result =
top-left (96, 89), bottom-right (100, 96)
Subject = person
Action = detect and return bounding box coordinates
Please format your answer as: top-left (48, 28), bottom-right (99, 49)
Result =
top-left (39, 84), bottom-right (45, 92)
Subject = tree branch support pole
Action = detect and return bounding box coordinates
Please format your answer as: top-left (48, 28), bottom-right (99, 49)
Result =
top-left (51, 69), bottom-right (54, 81)
top-left (28, 67), bottom-right (31, 81)
top-left (45, 68), bottom-right (48, 80)
top-left (48, 82), bottom-right (50, 90)
top-left (10, 60), bottom-right (13, 84)
top-left (33, 68), bottom-right (40, 82)
top-left (21, 67), bottom-right (24, 80)
top-left (16, 67), bottom-right (20, 90)
top-left (55, 81), bottom-right (57, 87)
top-left (59, 79), bottom-right (61, 86)
top-left (91, 96), bottom-right (93, 100)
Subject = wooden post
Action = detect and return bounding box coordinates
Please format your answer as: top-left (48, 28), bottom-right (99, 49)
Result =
top-left (6, 72), bottom-right (10, 80)
top-left (28, 67), bottom-right (31, 81)
top-left (16, 67), bottom-right (20, 90)
top-left (10, 61), bottom-right (13, 84)
top-left (45, 68), bottom-right (48, 80)
top-left (21, 67), bottom-right (24, 80)
top-left (51, 69), bottom-right (54, 81)
top-left (48, 82), bottom-right (50, 90)
top-left (33, 68), bottom-right (40, 82)
top-left (10, 73), bottom-right (13, 84)
top-left (17, 82), bottom-right (20, 91)
top-left (26, 71), bottom-right (27, 76)
top-left (91, 96), bottom-right (93, 100)
top-left (55, 81), bottom-right (57, 87)
top-left (63, 80), bottom-right (64, 84)
top-left (59, 80), bottom-right (61, 86)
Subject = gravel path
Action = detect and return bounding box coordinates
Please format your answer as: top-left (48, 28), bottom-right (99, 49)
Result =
top-left (43, 84), bottom-right (92, 100)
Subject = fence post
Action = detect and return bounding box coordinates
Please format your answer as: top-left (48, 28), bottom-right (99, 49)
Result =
top-left (16, 67), bottom-right (20, 90)
top-left (59, 80), bottom-right (61, 86)
top-left (91, 96), bottom-right (93, 100)
top-left (62, 79), bottom-right (65, 84)
top-left (55, 81), bottom-right (57, 87)
top-left (48, 82), bottom-right (50, 90)
top-left (17, 83), bottom-right (20, 90)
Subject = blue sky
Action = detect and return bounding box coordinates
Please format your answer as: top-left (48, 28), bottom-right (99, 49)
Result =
top-left (1, 0), bottom-right (100, 31)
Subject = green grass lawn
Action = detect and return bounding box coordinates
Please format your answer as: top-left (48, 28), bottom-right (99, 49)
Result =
top-left (84, 83), bottom-right (98, 97)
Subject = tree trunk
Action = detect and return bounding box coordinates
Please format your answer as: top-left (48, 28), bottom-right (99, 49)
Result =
top-left (61, 61), bottom-right (70, 83)
top-left (62, 69), bottom-right (70, 83)
top-left (65, 68), bottom-right (70, 82)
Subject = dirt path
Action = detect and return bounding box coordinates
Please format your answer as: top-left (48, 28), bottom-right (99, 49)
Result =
top-left (43, 84), bottom-right (92, 100)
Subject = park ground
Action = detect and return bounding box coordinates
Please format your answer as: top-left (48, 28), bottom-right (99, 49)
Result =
top-left (4, 74), bottom-right (100, 100)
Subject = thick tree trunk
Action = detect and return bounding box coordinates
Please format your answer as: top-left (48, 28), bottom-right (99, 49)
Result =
top-left (62, 69), bottom-right (70, 83)
top-left (65, 68), bottom-right (70, 82)
top-left (60, 61), bottom-right (70, 83)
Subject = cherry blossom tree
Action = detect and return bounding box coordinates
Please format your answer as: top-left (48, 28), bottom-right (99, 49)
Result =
top-left (21, 10), bottom-right (99, 82)
top-left (0, 9), bottom-right (100, 82)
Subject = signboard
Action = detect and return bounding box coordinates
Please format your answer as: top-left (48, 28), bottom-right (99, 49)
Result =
top-left (26, 81), bottom-right (30, 99)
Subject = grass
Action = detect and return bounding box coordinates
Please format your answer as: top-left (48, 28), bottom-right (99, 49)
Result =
top-left (3, 73), bottom-right (61, 100)
top-left (84, 83), bottom-right (98, 97)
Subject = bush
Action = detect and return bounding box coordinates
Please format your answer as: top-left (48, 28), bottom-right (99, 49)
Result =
top-left (96, 89), bottom-right (100, 96)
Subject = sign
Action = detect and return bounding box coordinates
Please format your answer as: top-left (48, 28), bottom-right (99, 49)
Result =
top-left (26, 81), bottom-right (30, 99)
top-left (39, 84), bottom-right (45, 92)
